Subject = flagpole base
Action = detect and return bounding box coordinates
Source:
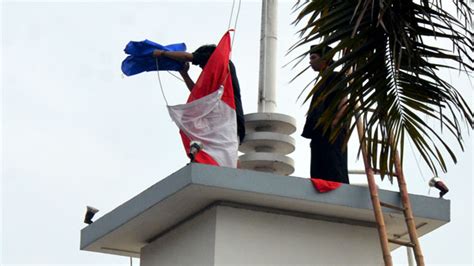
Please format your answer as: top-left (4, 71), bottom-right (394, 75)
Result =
top-left (239, 152), bottom-right (294, 176)
top-left (239, 132), bottom-right (295, 154)
top-left (239, 112), bottom-right (296, 176)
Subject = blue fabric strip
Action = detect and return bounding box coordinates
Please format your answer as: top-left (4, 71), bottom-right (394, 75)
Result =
top-left (121, 40), bottom-right (186, 76)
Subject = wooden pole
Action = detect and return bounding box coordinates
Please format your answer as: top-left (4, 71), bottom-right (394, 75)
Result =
top-left (356, 117), bottom-right (393, 266)
top-left (392, 149), bottom-right (425, 266)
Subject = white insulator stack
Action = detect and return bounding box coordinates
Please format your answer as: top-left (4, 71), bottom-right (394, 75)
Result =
top-left (239, 0), bottom-right (296, 175)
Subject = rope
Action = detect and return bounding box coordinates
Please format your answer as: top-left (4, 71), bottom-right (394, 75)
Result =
top-left (230, 0), bottom-right (242, 50)
top-left (226, 0), bottom-right (242, 52)
top-left (167, 70), bottom-right (184, 82)
top-left (408, 135), bottom-right (427, 182)
top-left (227, 0), bottom-right (236, 30)
top-left (155, 57), bottom-right (170, 106)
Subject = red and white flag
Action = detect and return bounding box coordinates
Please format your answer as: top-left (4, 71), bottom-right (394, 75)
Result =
top-left (167, 31), bottom-right (238, 168)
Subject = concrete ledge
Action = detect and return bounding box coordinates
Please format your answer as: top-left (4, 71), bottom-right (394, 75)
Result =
top-left (80, 163), bottom-right (450, 257)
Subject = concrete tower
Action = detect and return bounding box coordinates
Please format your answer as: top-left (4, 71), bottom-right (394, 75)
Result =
top-left (80, 164), bottom-right (450, 265)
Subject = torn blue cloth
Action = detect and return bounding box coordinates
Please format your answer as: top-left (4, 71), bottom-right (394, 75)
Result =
top-left (121, 40), bottom-right (186, 76)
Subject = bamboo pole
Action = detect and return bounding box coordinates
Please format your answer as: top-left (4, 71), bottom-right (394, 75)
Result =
top-left (356, 116), bottom-right (393, 266)
top-left (392, 149), bottom-right (425, 265)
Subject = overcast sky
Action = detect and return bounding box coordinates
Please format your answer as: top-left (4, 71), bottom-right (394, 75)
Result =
top-left (1, 0), bottom-right (472, 265)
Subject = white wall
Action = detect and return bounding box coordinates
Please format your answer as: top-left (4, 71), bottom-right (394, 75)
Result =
top-left (214, 205), bottom-right (383, 265)
top-left (140, 207), bottom-right (217, 266)
top-left (141, 204), bottom-right (383, 265)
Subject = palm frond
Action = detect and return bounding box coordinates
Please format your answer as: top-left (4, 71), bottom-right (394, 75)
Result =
top-left (291, 0), bottom-right (473, 179)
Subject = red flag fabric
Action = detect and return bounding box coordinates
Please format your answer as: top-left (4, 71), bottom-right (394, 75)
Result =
top-left (167, 31), bottom-right (238, 167)
top-left (187, 31), bottom-right (235, 109)
top-left (310, 178), bottom-right (342, 192)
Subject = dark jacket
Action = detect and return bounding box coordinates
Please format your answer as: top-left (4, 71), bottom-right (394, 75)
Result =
top-left (302, 72), bottom-right (338, 139)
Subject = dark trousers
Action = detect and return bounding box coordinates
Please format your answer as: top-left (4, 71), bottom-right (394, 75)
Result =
top-left (310, 132), bottom-right (349, 184)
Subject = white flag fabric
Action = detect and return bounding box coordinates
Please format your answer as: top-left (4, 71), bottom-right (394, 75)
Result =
top-left (167, 86), bottom-right (238, 167)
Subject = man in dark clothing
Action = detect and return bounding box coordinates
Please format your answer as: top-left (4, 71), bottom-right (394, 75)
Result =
top-left (302, 45), bottom-right (349, 184)
top-left (153, 45), bottom-right (245, 143)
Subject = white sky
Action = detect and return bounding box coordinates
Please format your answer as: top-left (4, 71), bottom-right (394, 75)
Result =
top-left (1, 0), bottom-right (472, 265)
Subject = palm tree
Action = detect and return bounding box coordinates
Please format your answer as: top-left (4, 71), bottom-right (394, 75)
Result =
top-left (291, 0), bottom-right (473, 180)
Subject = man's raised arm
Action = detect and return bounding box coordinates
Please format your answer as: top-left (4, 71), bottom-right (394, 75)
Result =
top-left (153, 50), bottom-right (195, 91)
top-left (153, 50), bottom-right (193, 62)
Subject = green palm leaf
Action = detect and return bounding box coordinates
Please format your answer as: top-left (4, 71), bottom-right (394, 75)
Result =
top-left (291, 0), bottom-right (473, 180)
